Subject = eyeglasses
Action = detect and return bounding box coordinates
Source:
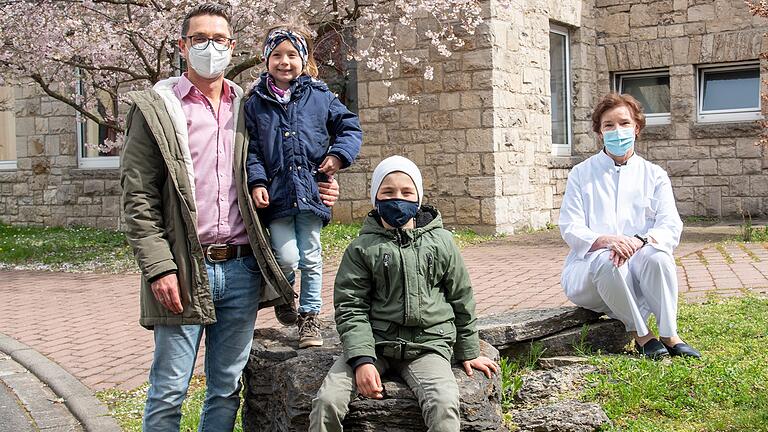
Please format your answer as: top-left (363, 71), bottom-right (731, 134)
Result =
top-left (184, 35), bottom-right (234, 51)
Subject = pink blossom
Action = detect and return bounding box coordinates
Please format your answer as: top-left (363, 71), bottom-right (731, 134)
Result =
top-left (0, 0), bottom-right (491, 138)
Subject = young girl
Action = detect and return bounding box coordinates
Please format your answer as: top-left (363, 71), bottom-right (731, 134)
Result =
top-left (245, 24), bottom-right (362, 348)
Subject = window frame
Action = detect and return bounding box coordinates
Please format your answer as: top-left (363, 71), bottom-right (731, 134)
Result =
top-left (75, 78), bottom-right (119, 169)
top-left (697, 62), bottom-right (762, 124)
top-left (549, 24), bottom-right (572, 157)
top-left (614, 69), bottom-right (671, 126)
top-left (0, 86), bottom-right (17, 170)
top-left (75, 115), bottom-right (120, 169)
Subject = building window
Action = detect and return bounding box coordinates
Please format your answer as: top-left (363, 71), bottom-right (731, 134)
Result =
top-left (549, 25), bottom-right (571, 157)
top-left (615, 70), bottom-right (670, 125)
top-left (0, 86), bottom-right (17, 170)
top-left (698, 63), bottom-right (761, 123)
top-left (76, 83), bottom-right (119, 169)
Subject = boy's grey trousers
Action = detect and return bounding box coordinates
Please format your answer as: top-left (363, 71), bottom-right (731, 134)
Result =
top-left (309, 352), bottom-right (460, 432)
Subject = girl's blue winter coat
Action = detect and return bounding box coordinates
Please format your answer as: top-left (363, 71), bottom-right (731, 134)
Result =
top-left (244, 73), bottom-right (362, 225)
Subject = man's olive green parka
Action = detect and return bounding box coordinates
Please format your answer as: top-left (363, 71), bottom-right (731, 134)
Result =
top-left (120, 78), bottom-right (293, 329)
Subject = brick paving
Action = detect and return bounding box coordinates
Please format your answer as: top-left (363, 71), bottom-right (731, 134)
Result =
top-left (1, 239), bottom-right (767, 391)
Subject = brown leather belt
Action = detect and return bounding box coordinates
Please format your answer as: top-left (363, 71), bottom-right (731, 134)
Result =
top-left (202, 244), bottom-right (253, 263)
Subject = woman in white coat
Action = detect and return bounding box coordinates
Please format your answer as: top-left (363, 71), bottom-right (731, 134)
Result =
top-left (559, 93), bottom-right (700, 359)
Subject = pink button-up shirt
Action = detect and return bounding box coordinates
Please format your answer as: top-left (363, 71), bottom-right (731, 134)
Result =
top-left (173, 75), bottom-right (249, 245)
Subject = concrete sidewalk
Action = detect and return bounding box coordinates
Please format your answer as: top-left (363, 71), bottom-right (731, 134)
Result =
top-left (0, 334), bottom-right (121, 431)
top-left (0, 233), bottom-right (767, 393)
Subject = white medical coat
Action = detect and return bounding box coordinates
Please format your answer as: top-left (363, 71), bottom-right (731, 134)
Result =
top-left (559, 151), bottom-right (683, 273)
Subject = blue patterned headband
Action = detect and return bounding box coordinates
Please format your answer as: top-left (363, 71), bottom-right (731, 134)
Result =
top-left (263, 29), bottom-right (309, 68)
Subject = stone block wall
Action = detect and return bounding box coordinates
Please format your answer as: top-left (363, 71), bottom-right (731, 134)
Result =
top-left (491, 0), bottom-right (554, 233)
top-left (0, 83), bottom-right (121, 228)
top-left (340, 0), bottom-right (590, 234)
top-left (333, 3), bottom-right (500, 232)
top-left (593, 0), bottom-right (768, 217)
top-left (4, 0), bottom-right (768, 230)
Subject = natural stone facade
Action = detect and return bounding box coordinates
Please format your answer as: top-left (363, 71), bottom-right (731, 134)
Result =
top-left (1, 0), bottom-right (767, 230)
top-left (335, 0), bottom-right (592, 233)
top-left (0, 84), bottom-right (120, 228)
top-left (593, 0), bottom-right (768, 218)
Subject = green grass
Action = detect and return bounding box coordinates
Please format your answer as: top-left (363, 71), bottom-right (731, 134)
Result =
top-left (95, 376), bottom-right (240, 432)
top-left (0, 223), bottom-right (136, 272)
top-left (320, 221), bottom-right (362, 259)
top-left (519, 222), bottom-right (557, 234)
top-left (450, 228), bottom-right (504, 249)
top-left (578, 296), bottom-right (768, 432)
top-left (735, 213), bottom-right (768, 242)
top-left (739, 225), bottom-right (768, 242)
top-left (0, 222), bottom-right (498, 272)
top-left (499, 343), bottom-right (546, 410)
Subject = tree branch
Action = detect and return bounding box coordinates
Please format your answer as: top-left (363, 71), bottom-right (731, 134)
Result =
top-left (127, 33), bottom-right (157, 81)
top-left (226, 56), bottom-right (260, 81)
top-left (56, 57), bottom-right (151, 81)
top-left (30, 73), bottom-right (123, 132)
top-left (55, 0), bottom-right (150, 6)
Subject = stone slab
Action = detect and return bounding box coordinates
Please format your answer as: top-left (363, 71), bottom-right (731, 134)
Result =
top-left (477, 307), bottom-right (604, 349)
top-left (499, 319), bottom-right (630, 359)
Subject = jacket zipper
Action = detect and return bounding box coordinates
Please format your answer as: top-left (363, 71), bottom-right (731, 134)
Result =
top-left (383, 253), bottom-right (391, 297)
top-left (426, 253), bottom-right (433, 286)
top-left (402, 248), bottom-right (408, 324)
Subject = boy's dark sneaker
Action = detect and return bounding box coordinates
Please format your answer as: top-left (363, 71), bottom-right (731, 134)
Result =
top-left (297, 312), bottom-right (324, 348)
top-left (274, 301), bottom-right (298, 326)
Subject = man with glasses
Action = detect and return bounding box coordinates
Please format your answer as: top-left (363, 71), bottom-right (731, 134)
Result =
top-left (121, 4), bottom-right (339, 431)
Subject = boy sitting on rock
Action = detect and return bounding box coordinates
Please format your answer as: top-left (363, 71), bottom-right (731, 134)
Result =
top-left (309, 155), bottom-right (498, 432)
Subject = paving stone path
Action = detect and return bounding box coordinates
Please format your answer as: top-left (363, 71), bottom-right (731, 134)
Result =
top-left (1, 238), bottom-right (766, 390)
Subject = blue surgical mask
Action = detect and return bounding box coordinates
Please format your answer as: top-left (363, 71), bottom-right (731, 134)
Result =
top-left (603, 127), bottom-right (635, 156)
top-left (375, 199), bottom-right (419, 228)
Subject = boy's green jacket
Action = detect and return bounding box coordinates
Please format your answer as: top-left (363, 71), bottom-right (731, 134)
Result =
top-left (334, 206), bottom-right (481, 363)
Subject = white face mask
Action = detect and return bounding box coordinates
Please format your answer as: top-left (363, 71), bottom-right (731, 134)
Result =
top-left (187, 44), bottom-right (231, 79)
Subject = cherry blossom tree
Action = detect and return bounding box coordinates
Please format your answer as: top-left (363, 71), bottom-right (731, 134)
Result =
top-left (0, 0), bottom-right (486, 139)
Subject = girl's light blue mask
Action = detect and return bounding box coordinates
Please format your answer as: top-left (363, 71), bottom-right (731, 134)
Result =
top-left (602, 127), bottom-right (635, 156)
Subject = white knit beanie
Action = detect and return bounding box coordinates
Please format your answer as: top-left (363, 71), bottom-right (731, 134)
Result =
top-left (370, 155), bottom-right (424, 206)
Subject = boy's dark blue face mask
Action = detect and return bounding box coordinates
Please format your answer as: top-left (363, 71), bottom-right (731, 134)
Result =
top-left (375, 198), bottom-right (419, 228)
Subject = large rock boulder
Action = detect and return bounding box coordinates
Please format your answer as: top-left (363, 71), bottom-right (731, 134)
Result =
top-left (509, 400), bottom-right (610, 432)
top-left (243, 306), bottom-right (625, 431)
top-left (504, 360), bottom-right (611, 431)
top-left (243, 325), bottom-right (507, 432)
top-left (510, 364), bottom-right (598, 405)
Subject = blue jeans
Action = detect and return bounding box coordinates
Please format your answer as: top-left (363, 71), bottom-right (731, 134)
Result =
top-left (142, 255), bottom-right (262, 432)
top-left (269, 211), bottom-right (323, 314)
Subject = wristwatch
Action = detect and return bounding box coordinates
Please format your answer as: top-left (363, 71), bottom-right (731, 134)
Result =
top-left (634, 234), bottom-right (648, 247)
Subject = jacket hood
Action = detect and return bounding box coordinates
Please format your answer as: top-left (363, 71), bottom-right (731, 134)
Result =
top-left (360, 205), bottom-right (443, 242)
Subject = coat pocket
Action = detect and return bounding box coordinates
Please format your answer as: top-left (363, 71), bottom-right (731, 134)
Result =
top-left (417, 321), bottom-right (456, 344)
top-left (370, 319), bottom-right (395, 341)
top-left (646, 197), bottom-right (659, 219)
top-left (634, 197), bottom-right (657, 222)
